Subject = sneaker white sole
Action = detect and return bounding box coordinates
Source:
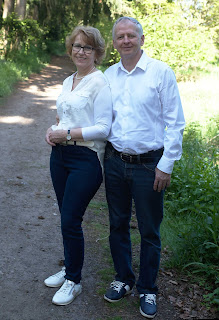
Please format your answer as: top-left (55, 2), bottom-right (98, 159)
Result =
top-left (52, 287), bottom-right (82, 306)
top-left (104, 289), bottom-right (132, 303)
top-left (140, 307), bottom-right (156, 319)
top-left (44, 279), bottom-right (65, 288)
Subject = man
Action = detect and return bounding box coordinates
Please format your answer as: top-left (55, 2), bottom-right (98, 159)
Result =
top-left (103, 17), bottom-right (185, 318)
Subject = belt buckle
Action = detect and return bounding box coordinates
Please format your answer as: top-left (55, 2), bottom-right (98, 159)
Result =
top-left (120, 153), bottom-right (132, 163)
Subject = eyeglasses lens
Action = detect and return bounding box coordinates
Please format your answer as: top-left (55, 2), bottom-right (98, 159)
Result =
top-left (72, 45), bottom-right (92, 53)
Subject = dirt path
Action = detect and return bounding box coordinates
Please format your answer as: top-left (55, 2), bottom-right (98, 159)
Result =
top-left (0, 56), bottom-right (216, 320)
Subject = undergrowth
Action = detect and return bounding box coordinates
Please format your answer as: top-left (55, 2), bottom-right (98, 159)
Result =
top-left (0, 43), bottom-right (65, 98)
top-left (162, 116), bottom-right (219, 307)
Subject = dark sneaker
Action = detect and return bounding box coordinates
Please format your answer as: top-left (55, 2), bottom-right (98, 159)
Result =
top-left (104, 280), bottom-right (132, 302)
top-left (140, 294), bottom-right (157, 318)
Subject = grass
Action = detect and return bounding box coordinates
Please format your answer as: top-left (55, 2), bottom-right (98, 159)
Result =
top-left (0, 41), bottom-right (66, 98)
top-left (178, 68), bottom-right (219, 126)
top-left (162, 70), bottom-right (219, 307)
top-left (0, 60), bottom-right (22, 96)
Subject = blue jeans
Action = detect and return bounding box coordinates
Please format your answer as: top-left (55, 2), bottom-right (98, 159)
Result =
top-left (50, 144), bottom-right (102, 284)
top-left (104, 144), bottom-right (164, 294)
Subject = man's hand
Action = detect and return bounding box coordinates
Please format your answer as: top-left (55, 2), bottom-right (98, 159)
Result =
top-left (153, 167), bottom-right (171, 192)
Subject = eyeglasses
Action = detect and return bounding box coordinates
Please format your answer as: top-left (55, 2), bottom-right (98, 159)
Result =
top-left (72, 44), bottom-right (95, 54)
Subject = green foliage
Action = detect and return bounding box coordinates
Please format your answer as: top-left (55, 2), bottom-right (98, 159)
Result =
top-left (100, 0), bottom-right (218, 79)
top-left (166, 118), bottom-right (218, 217)
top-left (0, 14), bottom-right (67, 97)
top-left (0, 43), bottom-right (50, 97)
top-left (1, 0), bottom-right (218, 82)
top-left (1, 14), bottom-right (46, 58)
top-left (27, 0), bottom-right (113, 42)
top-left (129, 0), bottom-right (217, 80)
top-left (204, 283), bottom-right (219, 306)
top-left (163, 116), bottom-right (219, 305)
top-left (0, 60), bottom-right (21, 96)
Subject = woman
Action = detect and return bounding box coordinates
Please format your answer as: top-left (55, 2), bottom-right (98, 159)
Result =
top-left (44, 26), bottom-right (112, 306)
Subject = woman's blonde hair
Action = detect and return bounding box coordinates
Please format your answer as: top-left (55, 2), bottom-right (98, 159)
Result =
top-left (66, 26), bottom-right (105, 65)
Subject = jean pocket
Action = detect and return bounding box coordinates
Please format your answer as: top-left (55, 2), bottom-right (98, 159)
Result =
top-left (142, 162), bottom-right (156, 173)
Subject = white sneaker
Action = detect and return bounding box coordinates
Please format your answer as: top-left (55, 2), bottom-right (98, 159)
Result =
top-left (52, 279), bottom-right (82, 306)
top-left (44, 267), bottom-right (66, 287)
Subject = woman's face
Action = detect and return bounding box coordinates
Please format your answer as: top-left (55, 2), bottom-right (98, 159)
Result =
top-left (71, 34), bottom-right (96, 71)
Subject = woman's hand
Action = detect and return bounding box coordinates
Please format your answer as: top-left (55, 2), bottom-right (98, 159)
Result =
top-left (49, 129), bottom-right (67, 145)
top-left (45, 128), bottom-right (66, 146)
top-left (45, 127), bottom-right (56, 146)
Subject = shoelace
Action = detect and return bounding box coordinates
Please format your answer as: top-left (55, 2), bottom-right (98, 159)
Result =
top-left (58, 280), bottom-right (74, 293)
top-left (110, 280), bottom-right (125, 293)
top-left (145, 294), bottom-right (156, 305)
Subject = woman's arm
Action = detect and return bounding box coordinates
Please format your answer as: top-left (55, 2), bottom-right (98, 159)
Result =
top-left (81, 84), bottom-right (112, 141)
top-left (47, 127), bottom-right (84, 145)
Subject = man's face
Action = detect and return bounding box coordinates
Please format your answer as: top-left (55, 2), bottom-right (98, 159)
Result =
top-left (113, 20), bottom-right (144, 60)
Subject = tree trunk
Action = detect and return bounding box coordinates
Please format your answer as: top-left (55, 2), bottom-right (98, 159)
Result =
top-left (3, 0), bottom-right (15, 18)
top-left (32, 4), bottom-right (39, 20)
top-left (15, 0), bottom-right (27, 19)
top-left (0, 0), bottom-right (3, 17)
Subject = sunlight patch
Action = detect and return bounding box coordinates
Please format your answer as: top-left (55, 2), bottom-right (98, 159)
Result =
top-left (0, 116), bottom-right (34, 124)
top-left (49, 105), bottom-right (57, 110)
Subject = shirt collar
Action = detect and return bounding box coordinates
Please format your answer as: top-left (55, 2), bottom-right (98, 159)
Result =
top-left (117, 50), bottom-right (150, 74)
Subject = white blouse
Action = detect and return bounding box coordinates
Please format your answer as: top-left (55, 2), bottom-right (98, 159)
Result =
top-left (51, 70), bottom-right (112, 168)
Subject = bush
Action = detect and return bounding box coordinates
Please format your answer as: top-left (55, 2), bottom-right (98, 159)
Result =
top-left (0, 16), bottom-right (65, 97)
top-left (163, 117), bottom-right (219, 305)
top-left (0, 60), bottom-right (21, 96)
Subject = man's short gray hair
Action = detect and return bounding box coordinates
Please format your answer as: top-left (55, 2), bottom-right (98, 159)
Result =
top-left (112, 17), bottom-right (143, 39)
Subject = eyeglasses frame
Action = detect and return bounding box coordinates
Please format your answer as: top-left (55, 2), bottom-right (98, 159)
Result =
top-left (72, 44), bottom-right (95, 54)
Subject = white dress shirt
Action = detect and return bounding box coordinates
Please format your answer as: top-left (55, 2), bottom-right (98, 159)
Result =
top-left (51, 70), bottom-right (112, 167)
top-left (104, 51), bottom-right (185, 174)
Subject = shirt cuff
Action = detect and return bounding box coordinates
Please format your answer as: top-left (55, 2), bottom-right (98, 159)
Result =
top-left (157, 155), bottom-right (175, 174)
top-left (82, 127), bottom-right (92, 141)
top-left (51, 124), bottom-right (57, 131)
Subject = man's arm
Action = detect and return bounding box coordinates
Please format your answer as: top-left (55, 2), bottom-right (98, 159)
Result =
top-left (154, 67), bottom-right (185, 191)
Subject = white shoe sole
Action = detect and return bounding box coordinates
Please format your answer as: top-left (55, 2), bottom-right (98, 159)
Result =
top-left (140, 307), bottom-right (156, 318)
top-left (44, 279), bottom-right (65, 288)
top-left (104, 289), bottom-right (132, 303)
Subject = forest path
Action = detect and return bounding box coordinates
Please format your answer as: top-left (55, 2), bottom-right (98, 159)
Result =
top-left (0, 56), bottom-right (214, 320)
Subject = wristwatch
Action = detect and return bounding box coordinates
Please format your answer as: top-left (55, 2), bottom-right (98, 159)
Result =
top-left (66, 129), bottom-right (72, 141)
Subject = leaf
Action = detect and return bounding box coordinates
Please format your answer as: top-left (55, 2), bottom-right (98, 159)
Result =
top-left (169, 295), bottom-right (176, 303)
top-left (165, 271), bottom-right (173, 277)
top-left (169, 280), bottom-right (178, 285)
top-left (179, 314), bottom-right (190, 319)
top-left (175, 300), bottom-right (183, 308)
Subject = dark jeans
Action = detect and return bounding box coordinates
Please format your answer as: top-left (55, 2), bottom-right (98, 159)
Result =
top-left (104, 144), bottom-right (164, 294)
top-left (50, 144), bottom-right (102, 283)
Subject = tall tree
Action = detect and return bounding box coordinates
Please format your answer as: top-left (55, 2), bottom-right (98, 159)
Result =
top-left (3, 0), bottom-right (15, 18)
top-left (15, 0), bottom-right (27, 19)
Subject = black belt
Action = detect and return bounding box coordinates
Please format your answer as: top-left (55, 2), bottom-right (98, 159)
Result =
top-left (107, 142), bottom-right (163, 164)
